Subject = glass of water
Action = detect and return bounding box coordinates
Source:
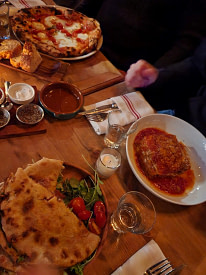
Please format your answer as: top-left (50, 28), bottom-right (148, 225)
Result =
top-left (0, 1), bottom-right (10, 40)
top-left (104, 110), bottom-right (139, 149)
top-left (111, 191), bottom-right (156, 234)
top-left (104, 110), bottom-right (127, 149)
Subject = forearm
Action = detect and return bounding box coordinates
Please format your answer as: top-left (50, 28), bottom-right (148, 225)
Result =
top-left (141, 57), bottom-right (203, 97)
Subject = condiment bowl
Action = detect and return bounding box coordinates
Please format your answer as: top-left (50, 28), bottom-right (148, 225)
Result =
top-left (8, 83), bottom-right (35, 105)
top-left (0, 88), bottom-right (5, 105)
top-left (0, 107), bottom-right (10, 128)
top-left (16, 103), bottom-right (44, 125)
top-left (39, 81), bottom-right (84, 119)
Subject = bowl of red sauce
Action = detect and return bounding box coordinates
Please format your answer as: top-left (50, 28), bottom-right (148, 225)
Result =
top-left (39, 82), bottom-right (84, 119)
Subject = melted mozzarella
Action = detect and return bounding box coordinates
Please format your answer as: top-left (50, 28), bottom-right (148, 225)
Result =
top-left (44, 16), bottom-right (66, 28)
top-left (54, 31), bottom-right (77, 48)
top-left (65, 22), bottom-right (81, 32)
top-left (77, 33), bottom-right (88, 40)
top-left (37, 32), bottom-right (47, 39)
top-left (32, 22), bottom-right (45, 31)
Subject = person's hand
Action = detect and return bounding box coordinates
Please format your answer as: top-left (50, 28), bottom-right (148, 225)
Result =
top-left (125, 59), bottom-right (159, 88)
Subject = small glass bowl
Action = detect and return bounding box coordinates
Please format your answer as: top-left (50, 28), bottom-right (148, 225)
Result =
top-left (16, 104), bottom-right (44, 125)
top-left (0, 88), bottom-right (5, 105)
top-left (0, 107), bottom-right (10, 128)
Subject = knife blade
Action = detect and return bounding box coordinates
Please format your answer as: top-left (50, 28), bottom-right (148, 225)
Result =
top-left (167, 264), bottom-right (186, 274)
top-left (78, 103), bottom-right (119, 115)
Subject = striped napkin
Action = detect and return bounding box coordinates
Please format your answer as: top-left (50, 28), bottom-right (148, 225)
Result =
top-left (111, 240), bottom-right (170, 275)
top-left (8, 0), bottom-right (46, 9)
top-left (85, 91), bottom-right (155, 135)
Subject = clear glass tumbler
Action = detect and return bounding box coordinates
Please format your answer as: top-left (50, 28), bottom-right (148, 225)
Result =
top-left (111, 191), bottom-right (156, 234)
top-left (0, 1), bottom-right (10, 39)
top-left (104, 110), bottom-right (127, 149)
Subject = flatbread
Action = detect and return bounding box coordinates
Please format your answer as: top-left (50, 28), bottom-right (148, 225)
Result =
top-left (24, 157), bottom-right (64, 192)
top-left (0, 160), bottom-right (100, 269)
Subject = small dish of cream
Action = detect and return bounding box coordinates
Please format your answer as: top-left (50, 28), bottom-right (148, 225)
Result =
top-left (8, 83), bottom-right (35, 105)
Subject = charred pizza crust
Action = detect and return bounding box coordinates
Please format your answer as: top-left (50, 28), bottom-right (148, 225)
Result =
top-left (11, 6), bottom-right (102, 58)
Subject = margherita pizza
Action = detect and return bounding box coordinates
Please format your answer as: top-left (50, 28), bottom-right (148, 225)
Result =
top-left (11, 6), bottom-right (102, 58)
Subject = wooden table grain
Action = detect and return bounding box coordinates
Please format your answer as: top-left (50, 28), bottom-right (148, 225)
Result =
top-left (0, 55), bottom-right (205, 275)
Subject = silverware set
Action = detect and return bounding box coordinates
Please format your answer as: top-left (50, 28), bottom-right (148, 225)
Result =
top-left (144, 258), bottom-right (185, 275)
top-left (78, 102), bottom-right (119, 122)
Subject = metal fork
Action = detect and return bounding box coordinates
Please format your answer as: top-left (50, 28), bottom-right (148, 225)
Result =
top-left (86, 112), bottom-right (109, 122)
top-left (144, 259), bottom-right (174, 275)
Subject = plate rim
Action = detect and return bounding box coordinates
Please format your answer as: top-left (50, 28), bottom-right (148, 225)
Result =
top-left (62, 162), bottom-right (108, 265)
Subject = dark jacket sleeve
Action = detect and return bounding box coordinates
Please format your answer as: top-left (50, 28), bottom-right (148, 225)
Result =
top-left (154, 0), bottom-right (206, 68)
top-left (141, 39), bottom-right (206, 135)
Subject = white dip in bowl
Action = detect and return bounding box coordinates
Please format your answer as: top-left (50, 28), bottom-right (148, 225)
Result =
top-left (8, 83), bottom-right (35, 105)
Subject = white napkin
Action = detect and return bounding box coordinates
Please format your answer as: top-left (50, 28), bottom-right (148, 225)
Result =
top-left (85, 92), bottom-right (154, 135)
top-left (111, 240), bottom-right (168, 275)
top-left (8, 0), bottom-right (46, 9)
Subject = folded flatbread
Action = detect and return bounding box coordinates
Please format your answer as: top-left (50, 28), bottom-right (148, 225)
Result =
top-left (24, 157), bottom-right (64, 192)
top-left (0, 158), bottom-right (100, 271)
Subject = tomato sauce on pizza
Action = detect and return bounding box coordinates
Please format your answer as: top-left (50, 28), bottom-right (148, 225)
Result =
top-left (11, 6), bottom-right (102, 58)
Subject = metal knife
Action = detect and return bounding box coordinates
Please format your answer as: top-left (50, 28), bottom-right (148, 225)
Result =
top-left (168, 264), bottom-right (186, 274)
top-left (78, 102), bottom-right (119, 115)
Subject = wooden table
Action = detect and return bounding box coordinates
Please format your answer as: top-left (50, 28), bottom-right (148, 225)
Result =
top-left (0, 51), bottom-right (206, 275)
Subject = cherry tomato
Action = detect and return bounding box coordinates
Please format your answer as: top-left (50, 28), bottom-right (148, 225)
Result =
top-left (94, 201), bottom-right (106, 215)
top-left (68, 197), bottom-right (86, 214)
top-left (95, 211), bottom-right (106, 228)
top-left (77, 210), bottom-right (91, 221)
top-left (88, 218), bottom-right (101, 235)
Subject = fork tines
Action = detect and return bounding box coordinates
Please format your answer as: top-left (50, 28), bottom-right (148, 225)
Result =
top-left (145, 258), bottom-right (172, 275)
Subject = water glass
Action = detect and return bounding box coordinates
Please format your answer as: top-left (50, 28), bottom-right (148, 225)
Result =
top-left (104, 110), bottom-right (139, 149)
top-left (95, 147), bottom-right (121, 178)
top-left (111, 191), bottom-right (156, 234)
top-left (0, 1), bottom-right (10, 39)
top-left (104, 110), bottom-right (127, 149)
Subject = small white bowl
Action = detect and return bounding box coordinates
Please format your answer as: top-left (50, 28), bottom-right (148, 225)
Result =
top-left (8, 83), bottom-right (35, 105)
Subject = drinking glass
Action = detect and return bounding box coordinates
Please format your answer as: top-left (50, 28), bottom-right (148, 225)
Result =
top-left (111, 191), bottom-right (156, 234)
top-left (0, 1), bottom-right (10, 40)
top-left (104, 110), bottom-right (139, 149)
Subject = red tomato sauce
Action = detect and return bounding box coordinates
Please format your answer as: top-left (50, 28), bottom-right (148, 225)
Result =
top-left (43, 88), bottom-right (79, 113)
top-left (133, 128), bottom-right (195, 196)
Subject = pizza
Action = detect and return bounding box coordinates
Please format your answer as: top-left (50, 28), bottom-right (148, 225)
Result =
top-left (11, 6), bottom-right (102, 58)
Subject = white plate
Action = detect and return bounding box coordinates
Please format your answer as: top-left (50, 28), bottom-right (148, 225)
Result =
top-left (59, 35), bottom-right (103, 61)
top-left (126, 114), bottom-right (206, 205)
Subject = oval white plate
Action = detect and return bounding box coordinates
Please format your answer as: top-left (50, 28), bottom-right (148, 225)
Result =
top-left (126, 114), bottom-right (206, 205)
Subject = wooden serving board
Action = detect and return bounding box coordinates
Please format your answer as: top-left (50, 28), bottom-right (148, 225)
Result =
top-left (0, 87), bottom-right (47, 139)
top-left (0, 51), bottom-right (124, 95)
top-left (0, 54), bottom-right (69, 83)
